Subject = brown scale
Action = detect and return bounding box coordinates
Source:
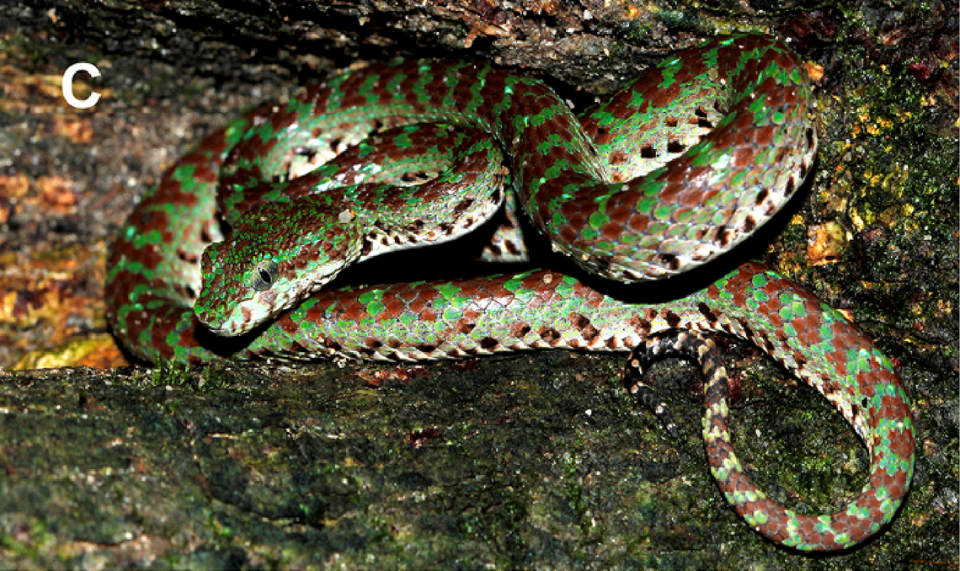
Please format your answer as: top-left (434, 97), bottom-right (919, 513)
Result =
top-left (538, 327), bottom-right (562, 345)
top-left (453, 319), bottom-right (476, 335)
top-left (509, 322), bottom-right (532, 338)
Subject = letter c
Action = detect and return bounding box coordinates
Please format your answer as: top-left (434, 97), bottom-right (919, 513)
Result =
top-left (62, 63), bottom-right (101, 109)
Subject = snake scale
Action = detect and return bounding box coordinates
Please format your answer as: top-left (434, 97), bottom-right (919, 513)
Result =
top-left (105, 34), bottom-right (915, 551)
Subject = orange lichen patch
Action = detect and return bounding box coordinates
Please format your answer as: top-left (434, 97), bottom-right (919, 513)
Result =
top-left (2, 241), bottom-right (106, 367)
top-left (13, 335), bottom-right (124, 370)
top-left (806, 221), bottom-right (845, 265)
top-left (805, 61), bottom-right (825, 83)
top-left (0, 174), bottom-right (29, 224)
top-left (0, 64), bottom-right (60, 113)
top-left (0, 173), bottom-right (30, 198)
top-left (37, 176), bottom-right (78, 213)
top-left (0, 61), bottom-right (112, 114)
top-left (0, 175), bottom-right (78, 220)
top-left (52, 114), bottom-right (94, 143)
top-left (0, 277), bottom-right (72, 329)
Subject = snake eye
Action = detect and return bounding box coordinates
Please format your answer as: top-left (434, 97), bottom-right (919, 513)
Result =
top-left (251, 260), bottom-right (279, 292)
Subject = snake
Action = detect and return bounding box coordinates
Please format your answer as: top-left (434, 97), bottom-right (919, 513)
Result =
top-left (104, 34), bottom-right (915, 551)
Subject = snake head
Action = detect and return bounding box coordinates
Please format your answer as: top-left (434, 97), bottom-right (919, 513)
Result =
top-left (194, 244), bottom-right (288, 336)
top-left (194, 199), bottom-right (363, 336)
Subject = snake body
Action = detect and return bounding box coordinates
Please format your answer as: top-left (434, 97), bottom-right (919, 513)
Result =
top-left (105, 34), bottom-right (915, 551)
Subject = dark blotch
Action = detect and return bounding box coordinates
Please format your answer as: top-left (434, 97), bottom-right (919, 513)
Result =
top-left (513, 323), bottom-right (532, 337)
top-left (572, 313), bottom-right (590, 329)
top-left (295, 146), bottom-right (317, 159)
top-left (716, 225), bottom-right (732, 247)
top-left (401, 171), bottom-right (429, 183)
top-left (658, 252), bottom-right (680, 271)
top-left (582, 325), bottom-right (599, 341)
top-left (325, 339), bottom-right (343, 352)
top-left (540, 328), bottom-right (561, 343)
top-left (177, 248), bottom-right (199, 265)
top-left (697, 302), bottom-right (718, 323)
top-left (664, 311), bottom-right (681, 328)
top-left (755, 188), bottom-right (769, 205)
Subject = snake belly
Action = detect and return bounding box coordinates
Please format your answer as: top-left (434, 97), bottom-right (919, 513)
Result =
top-left (104, 34), bottom-right (915, 551)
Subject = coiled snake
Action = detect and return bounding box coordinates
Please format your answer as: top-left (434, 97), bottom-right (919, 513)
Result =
top-left (105, 34), bottom-right (915, 551)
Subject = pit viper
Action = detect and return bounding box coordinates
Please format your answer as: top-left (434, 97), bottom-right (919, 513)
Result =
top-left (105, 34), bottom-right (915, 551)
